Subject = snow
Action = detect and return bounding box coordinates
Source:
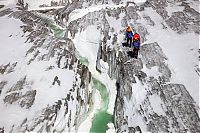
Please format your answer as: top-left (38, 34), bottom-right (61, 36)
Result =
top-left (67, 1), bottom-right (199, 131)
top-left (68, 4), bottom-right (127, 23)
top-left (149, 94), bottom-right (166, 116)
top-left (142, 65), bottom-right (162, 79)
top-left (73, 25), bottom-right (100, 73)
top-left (0, 14), bottom-right (75, 131)
top-left (141, 7), bottom-right (199, 105)
top-left (0, 17), bottom-right (29, 65)
top-left (0, 16), bottom-right (75, 108)
top-left (0, 0), bottom-right (199, 132)
top-left (124, 96), bottom-right (148, 132)
top-left (72, 25), bottom-right (117, 131)
top-left (77, 85), bottom-right (101, 132)
top-left (23, 0), bottom-right (65, 10)
top-left (28, 62), bottom-right (75, 108)
top-left (0, 0), bottom-right (17, 6)
top-left (0, 104), bottom-right (29, 131)
top-left (166, 3), bottom-right (184, 16)
top-left (107, 123), bottom-right (116, 133)
top-left (133, 0), bottom-right (147, 5)
top-left (71, 25), bottom-right (101, 132)
top-left (99, 59), bottom-right (109, 73)
top-left (132, 78), bottom-right (147, 106)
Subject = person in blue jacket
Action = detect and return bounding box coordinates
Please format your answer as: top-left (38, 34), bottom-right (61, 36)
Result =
top-left (126, 26), bottom-right (133, 47)
top-left (132, 33), bottom-right (141, 59)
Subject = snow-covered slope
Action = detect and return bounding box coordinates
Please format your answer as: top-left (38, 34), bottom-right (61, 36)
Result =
top-left (0, 4), bottom-right (93, 132)
top-left (0, 0), bottom-right (199, 132)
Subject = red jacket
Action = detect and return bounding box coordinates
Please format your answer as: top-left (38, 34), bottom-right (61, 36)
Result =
top-left (132, 33), bottom-right (141, 49)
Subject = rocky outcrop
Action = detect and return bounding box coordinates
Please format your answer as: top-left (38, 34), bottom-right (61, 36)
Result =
top-left (4, 90), bottom-right (36, 109)
top-left (0, 0), bottom-right (199, 132)
top-left (0, 62), bottom-right (17, 74)
top-left (113, 43), bottom-right (200, 132)
top-left (0, 8), bottom-right (13, 17)
top-left (0, 81), bottom-right (7, 95)
top-left (3, 76), bottom-right (36, 109)
top-left (146, 0), bottom-right (200, 34)
top-left (64, 2), bottom-right (199, 132)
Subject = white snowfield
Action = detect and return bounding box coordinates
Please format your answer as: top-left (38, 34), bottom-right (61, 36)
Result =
top-left (0, 0), bottom-right (199, 132)
top-left (0, 16), bottom-right (75, 131)
top-left (0, 0), bottom-right (17, 5)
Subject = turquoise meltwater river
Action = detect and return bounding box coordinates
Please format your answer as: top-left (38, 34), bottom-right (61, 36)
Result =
top-left (34, 12), bottom-right (65, 38)
top-left (48, 15), bottom-right (113, 133)
top-left (90, 77), bottom-right (113, 133)
top-left (48, 21), bottom-right (65, 38)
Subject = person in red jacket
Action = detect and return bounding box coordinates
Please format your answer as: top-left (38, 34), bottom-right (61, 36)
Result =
top-left (132, 33), bottom-right (141, 59)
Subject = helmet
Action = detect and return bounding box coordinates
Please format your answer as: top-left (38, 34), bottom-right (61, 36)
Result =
top-left (133, 33), bottom-right (140, 40)
top-left (127, 26), bottom-right (132, 32)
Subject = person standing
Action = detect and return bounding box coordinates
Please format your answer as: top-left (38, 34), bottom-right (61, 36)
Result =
top-left (125, 26), bottom-right (133, 47)
top-left (132, 33), bottom-right (141, 59)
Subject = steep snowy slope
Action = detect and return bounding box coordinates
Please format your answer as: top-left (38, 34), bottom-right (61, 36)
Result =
top-left (0, 0), bottom-right (199, 132)
top-left (0, 3), bottom-right (93, 132)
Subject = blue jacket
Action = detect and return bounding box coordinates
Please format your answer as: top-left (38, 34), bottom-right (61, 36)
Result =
top-left (126, 31), bottom-right (133, 39)
top-left (132, 40), bottom-right (140, 49)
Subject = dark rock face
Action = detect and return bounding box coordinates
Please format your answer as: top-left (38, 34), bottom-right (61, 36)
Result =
top-left (113, 43), bottom-right (200, 132)
top-left (140, 43), bottom-right (171, 82)
top-left (162, 84), bottom-right (200, 132)
top-left (0, 62), bottom-right (17, 74)
top-left (4, 90), bottom-right (36, 109)
top-left (0, 81), bottom-right (7, 95)
top-left (145, 0), bottom-right (200, 34)
top-left (7, 76), bottom-right (27, 93)
top-left (166, 9), bottom-right (200, 34)
top-left (0, 8), bottom-right (13, 17)
top-left (55, 0), bottom-right (83, 24)
top-left (0, 0), bottom-right (199, 132)
top-left (0, 127), bottom-right (4, 133)
top-left (0, 5), bottom-right (4, 9)
top-left (112, 43), bottom-right (200, 132)
top-left (3, 76), bottom-right (36, 109)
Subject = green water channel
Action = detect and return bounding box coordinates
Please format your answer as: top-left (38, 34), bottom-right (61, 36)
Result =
top-left (47, 15), bottom-right (113, 132)
top-left (90, 77), bottom-right (113, 133)
top-left (90, 111), bottom-right (113, 133)
top-left (33, 12), bottom-right (65, 38)
top-left (48, 21), bottom-right (65, 38)
top-left (76, 52), bottom-right (89, 66)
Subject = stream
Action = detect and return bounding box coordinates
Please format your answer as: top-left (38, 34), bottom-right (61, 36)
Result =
top-left (90, 77), bottom-right (113, 133)
top-left (45, 12), bottom-right (114, 133)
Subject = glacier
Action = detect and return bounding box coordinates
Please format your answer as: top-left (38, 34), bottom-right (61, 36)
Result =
top-left (0, 0), bottom-right (199, 132)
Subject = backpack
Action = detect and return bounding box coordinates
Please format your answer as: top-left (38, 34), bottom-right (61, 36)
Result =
top-left (132, 40), bottom-right (140, 49)
top-left (132, 33), bottom-right (140, 49)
